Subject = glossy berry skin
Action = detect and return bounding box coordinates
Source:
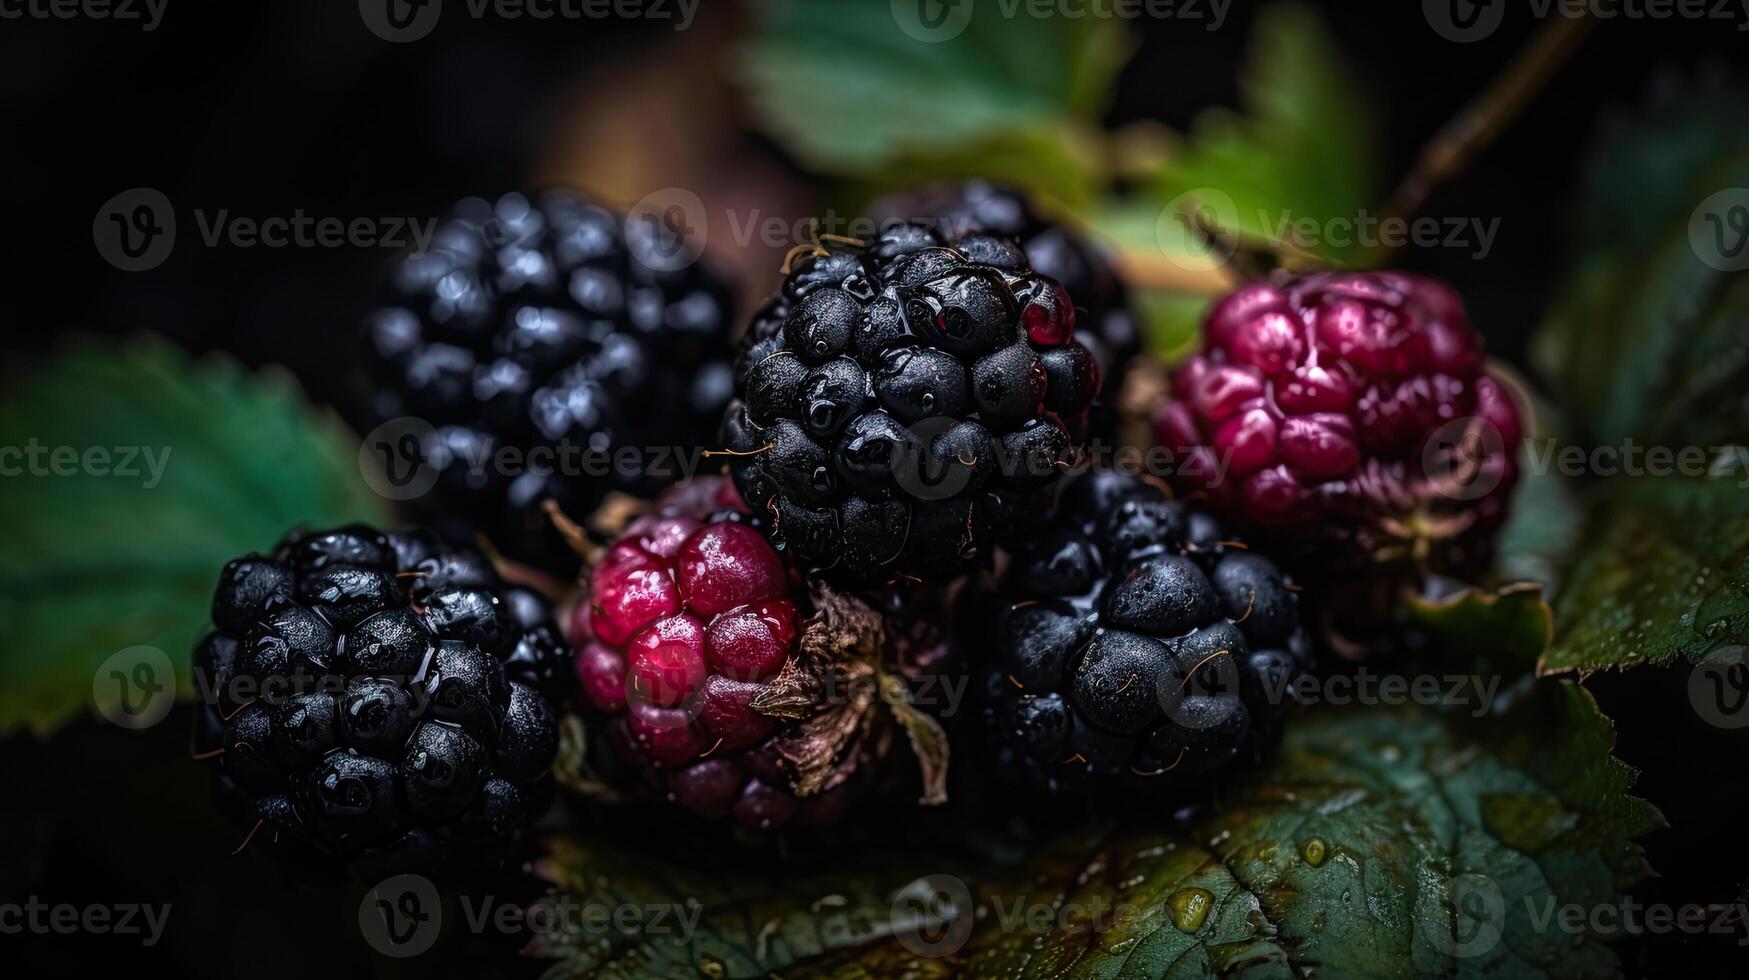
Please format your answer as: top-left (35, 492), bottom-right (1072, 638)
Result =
top-left (572, 478), bottom-right (865, 832)
top-left (871, 181), bottom-right (1140, 389)
top-left (981, 472), bottom-right (1313, 795)
top-left (722, 218), bottom-right (1099, 585)
top-left (193, 525), bottom-right (572, 879)
top-left (1154, 272), bottom-right (1523, 573)
top-left (366, 190), bottom-right (736, 575)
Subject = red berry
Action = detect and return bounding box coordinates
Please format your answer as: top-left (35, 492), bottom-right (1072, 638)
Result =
top-left (577, 641), bottom-right (628, 713)
top-left (704, 601), bottom-right (796, 681)
top-left (668, 758), bottom-right (744, 817)
top-left (1156, 271), bottom-right (1521, 572)
top-left (623, 513), bottom-right (703, 562)
top-left (676, 523), bottom-right (786, 617)
top-left (697, 674), bottom-right (776, 751)
top-left (589, 558), bottom-right (679, 647)
top-left (1020, 277), bottom-right (1076, 346)
top-left (734, 779), bottom-right (799, 830)
top-left (626, 699), bottom-right (710, 767)
top-left (626, 614), bottom-right (707, 707)
top-left (571, 476), bottom-right (868, 828)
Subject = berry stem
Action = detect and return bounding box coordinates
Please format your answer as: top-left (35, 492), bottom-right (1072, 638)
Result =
top-left (1386, 12), bottom-right (1595, 225)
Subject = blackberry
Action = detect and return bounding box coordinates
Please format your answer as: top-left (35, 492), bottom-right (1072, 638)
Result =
top-left (721, 220), bottom-right (1099, 584)
top-left (980, 472), bottom-right (1313, 795)
top-left (366, 190), bottom-right (736, 574)
top-left (571, 478), bottom-right (938, 832)
top-left (871, 181), bottom-right (1140, 386)
top-left (192, 524), bottom-right (573, 879)
top-left (1154, 272), bottom-right (1523, 574)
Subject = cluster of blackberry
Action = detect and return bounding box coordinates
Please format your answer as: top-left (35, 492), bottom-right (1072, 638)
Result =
top-left (194, 183), bottom-right (1522, 871)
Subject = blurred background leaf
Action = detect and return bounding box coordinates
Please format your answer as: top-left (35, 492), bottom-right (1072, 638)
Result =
top-left (0, 338), bottom-right (388, 734)
top-left (1141, 2), bottom-right (1383, 268)
top-left (1527, 76), bottom-right (1749, 677)
top-left (738, 0), bottom-right (1130, 207)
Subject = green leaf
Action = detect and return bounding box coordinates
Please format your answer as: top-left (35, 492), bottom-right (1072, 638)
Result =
top-left (1149, 2), bottom-right (1382, 268)
top-left (0, 336), bottom-right (389, 734)
top-left (1526, 85), bottom-right (1749, 675)
top-left (1406, 582), bottom-right (1553, 679)
top-left (1539, 474), bottom-right (1749, 676)
top-left (531, 687), bottom-right (1657, 978)
top-left (1530, 76), bottom-right (1749, 451)
top-left (737, 0), bottom-right (1129, 202)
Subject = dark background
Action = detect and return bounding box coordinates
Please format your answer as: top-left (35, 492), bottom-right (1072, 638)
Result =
top-left (3, 1), bottom-right (1746, 975)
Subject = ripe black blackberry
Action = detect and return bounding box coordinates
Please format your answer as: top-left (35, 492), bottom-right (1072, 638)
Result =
top-left (871, 181), bottom-right (1140, 387)
top-left (721, 220), bottom-right (1100, 584)
top-left (193, 524), bottom-right (574, 880)
top-left (366, 190), bottom-right (736, 574)
top-left (980, 472), bottom-right (1313, 796)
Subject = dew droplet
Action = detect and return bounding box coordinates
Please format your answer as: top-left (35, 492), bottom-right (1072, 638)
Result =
top-left (1167, 888), bottom-right (1213, 933)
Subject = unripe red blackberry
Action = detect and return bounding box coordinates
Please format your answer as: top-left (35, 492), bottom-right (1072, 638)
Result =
top-left (1154, 272), bottom-right (1523, 573)
top-left (569, 478), bottom-right (950, 833)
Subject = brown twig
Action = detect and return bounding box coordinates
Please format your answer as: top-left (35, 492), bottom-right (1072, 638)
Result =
top-left (1387, 13), bottom-right (1595, 223)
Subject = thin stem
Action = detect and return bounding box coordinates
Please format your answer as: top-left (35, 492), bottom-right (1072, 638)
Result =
top-left (1388, 13), bottom-right (1596, 223)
